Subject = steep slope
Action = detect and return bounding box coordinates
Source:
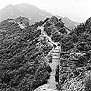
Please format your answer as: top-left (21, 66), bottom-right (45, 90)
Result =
top-left (0, 16), bottom-right (68, 91)
top-left (0, 15), bottom-right (90, 91)
top-left (34, 16), bottom-right (69, 91)
top-left (34, 16), bottom-right (91, 91)
top-left (58, 17), bottom-right (91, 91)
top-left (0, 17), bottom-right (53, 91)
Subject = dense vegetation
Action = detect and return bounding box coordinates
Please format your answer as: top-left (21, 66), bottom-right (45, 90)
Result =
top-left (44, 16), bottom-right (67, 42)
top-left (58, 17), bottom-right (91, 91)
top-left (0, 17), bottom-right (52, 91)
top-left (1, 15), bottom-right (91, 91)
top-left (43, 16), bottom-right (91, 91)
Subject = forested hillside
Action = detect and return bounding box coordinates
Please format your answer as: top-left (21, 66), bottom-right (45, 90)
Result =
top-left (58, 17), bottom-right (91, 91)
top-left (0, 16), bottom-right (52, 91)
top-left (0, 16), bottom-right (91, 91)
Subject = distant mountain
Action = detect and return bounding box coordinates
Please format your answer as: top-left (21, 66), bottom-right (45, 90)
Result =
top-left (56, 15), bottom-right (79, 29)
top-left (0, 3), bottom-right (79, 29)
top-left (0, 5), bottom-right (22, 21)
top-left (14, 3), bottom-right (52, 24)
top-left (0, 3), bottom-right (52, 24)
top-left (62, 17), bottom-right (79, 29)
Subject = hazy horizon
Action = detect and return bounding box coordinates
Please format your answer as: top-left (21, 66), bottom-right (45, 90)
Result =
top-left (0, 0), bottom-right (90, 22)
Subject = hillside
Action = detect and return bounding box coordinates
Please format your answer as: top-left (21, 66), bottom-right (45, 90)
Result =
top-left (58, 17), bottom-right (91, 91)
top-left (0, 15), bottom-right (72, 91)
top-left (0, 16), bottom-right (53, 91)
top-left (0, 15), bottom-right (91, 91)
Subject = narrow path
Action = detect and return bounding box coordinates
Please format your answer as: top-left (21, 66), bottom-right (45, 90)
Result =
top-left (47, 46), bottom-right (60, 89)
top-left (34, 26), bottom-right (60, 91)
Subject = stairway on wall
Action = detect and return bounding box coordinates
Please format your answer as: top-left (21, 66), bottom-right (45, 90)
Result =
top-left (34, 26), bottom-right (60, 91)
top-left (34, 46), bottom-right (60, 91)
top-left (47, 46), bottom-right (60, 88)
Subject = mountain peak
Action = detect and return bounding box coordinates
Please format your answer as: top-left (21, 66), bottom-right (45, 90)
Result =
top-left (15, 3), bottom-right (38, 10)
top-left (0, 3), bottom-right (79, 29)
top-left (2, 4), bottom-right (18, 12)
top-left (5, 4), bottom-right (14, 9)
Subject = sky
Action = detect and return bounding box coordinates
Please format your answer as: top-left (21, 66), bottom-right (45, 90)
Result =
top-left (0, 0), bottom-right (90, 22)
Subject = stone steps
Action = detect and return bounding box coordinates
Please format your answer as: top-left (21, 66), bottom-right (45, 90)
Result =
top-left (46, 46), bottom-right (60, 89)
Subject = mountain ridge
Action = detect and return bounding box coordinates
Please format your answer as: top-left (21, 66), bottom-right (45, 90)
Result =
top-left (0, 3), bottom-right (79, 29)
